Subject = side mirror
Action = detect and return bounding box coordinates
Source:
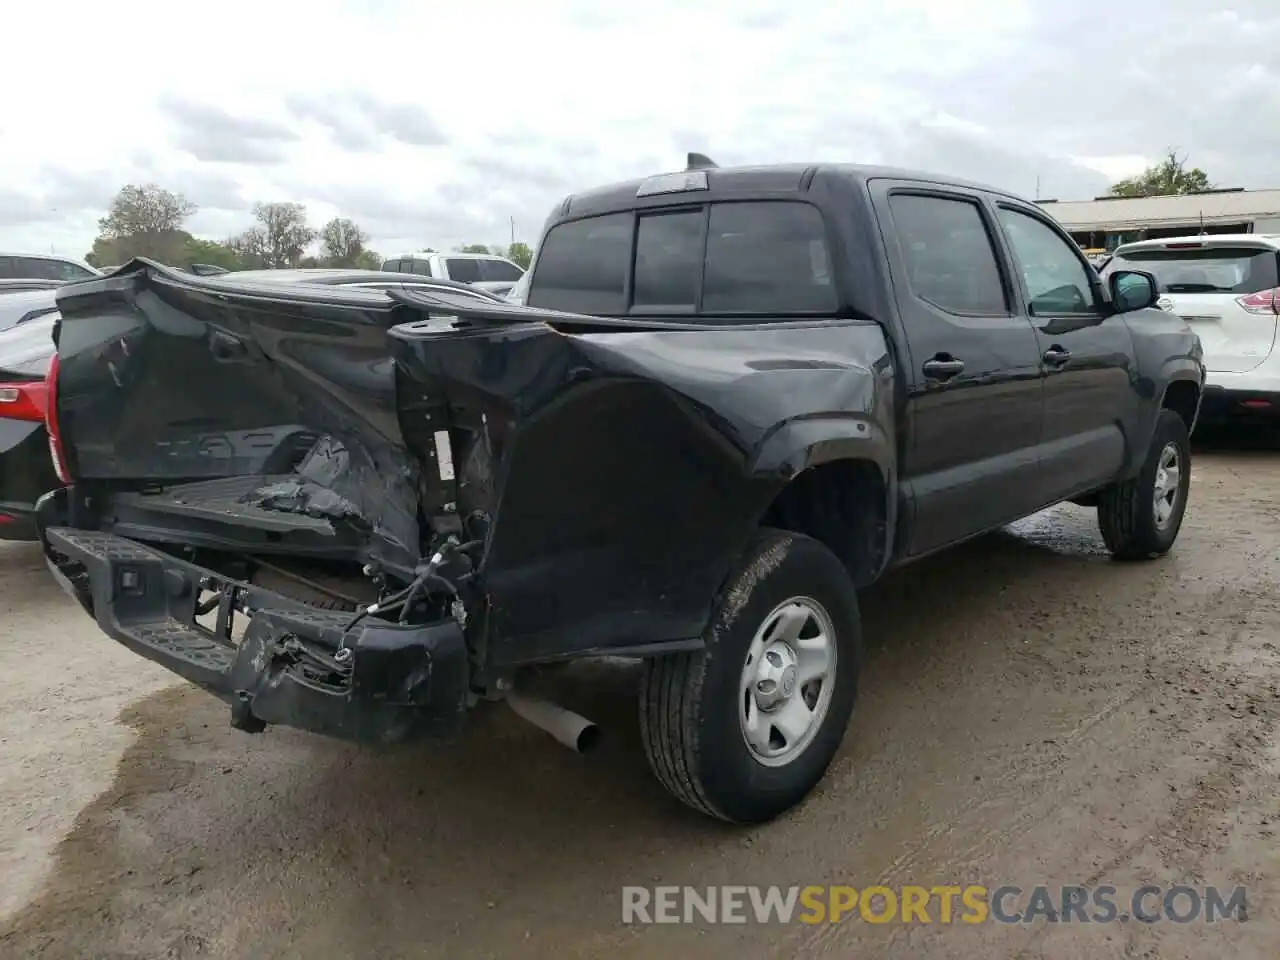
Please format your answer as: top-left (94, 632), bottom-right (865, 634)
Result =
top-left (1108, 270), bottom-right (1159, 313)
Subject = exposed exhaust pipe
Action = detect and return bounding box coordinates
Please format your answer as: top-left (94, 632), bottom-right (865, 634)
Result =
top-left (506, 689), bottom-right (600, 753)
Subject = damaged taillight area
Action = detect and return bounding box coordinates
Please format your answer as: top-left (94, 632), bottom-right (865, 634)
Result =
top-left (0, 380), bottom-right (48, 423)
top-left (44, 352), bottom-right (73, 482)
top-left (395, 371), bottom-right (501, 545)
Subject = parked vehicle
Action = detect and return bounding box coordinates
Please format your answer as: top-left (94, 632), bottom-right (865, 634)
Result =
top-left (0, 306), bottom-right (60, 539)
top-left (0, 253), bottom-right (101, 282)
top-left (0, 288), bottom-right (59, 334)
top-left (0, 278), bottom-right (67, 294)
top-left (381, 251), bottom-right (524, 297)
top-left (35, 161), bottom-right (1203, 824)
top-left (1102, 235), bottom-right (1280, 425)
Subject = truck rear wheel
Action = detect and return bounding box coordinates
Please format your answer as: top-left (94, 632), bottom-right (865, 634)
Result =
top-left (639, 529), bottom-right (861, 823)
top-left (1096, 409), bottom-right (1192, 560)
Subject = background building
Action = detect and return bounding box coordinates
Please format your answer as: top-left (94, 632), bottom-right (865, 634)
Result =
top-left (1038, 188), bottom-right (1280, 251)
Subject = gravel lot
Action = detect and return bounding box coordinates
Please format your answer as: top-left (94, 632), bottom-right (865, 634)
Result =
top-left (2, 434), bottom-right (1279, 959)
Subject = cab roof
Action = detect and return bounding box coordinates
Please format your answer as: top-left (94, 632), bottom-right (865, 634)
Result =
top-left (552, 161), bottom-right (1028, 221)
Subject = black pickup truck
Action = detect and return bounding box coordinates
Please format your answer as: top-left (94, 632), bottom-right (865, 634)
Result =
top-left (36, 160), bottom-right (1204, 824)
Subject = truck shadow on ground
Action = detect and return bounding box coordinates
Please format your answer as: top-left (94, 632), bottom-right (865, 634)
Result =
top-left (3, 499), bottom-right (1174, 956)
top-left (1192, 422), bottom-right (1280, 453)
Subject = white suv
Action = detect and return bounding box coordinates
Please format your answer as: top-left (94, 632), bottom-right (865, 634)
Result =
top-left (1103, 234), bottom-right (1280, 424)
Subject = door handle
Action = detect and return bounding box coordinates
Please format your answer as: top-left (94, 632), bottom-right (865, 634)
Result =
top-left (922, 355), bottom-right (965, 381)
top-left (1042, 345), bottom-right (1072, 366)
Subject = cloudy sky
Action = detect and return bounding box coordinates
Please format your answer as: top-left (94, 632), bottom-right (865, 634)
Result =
top-left (2, 0), bottom-right (1277, 261)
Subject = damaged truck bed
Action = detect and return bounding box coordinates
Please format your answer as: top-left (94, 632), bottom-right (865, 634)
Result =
top-left (38, 159), bottom-right (1203, 823)
top-left (39, 255), bottom-right (893, 740)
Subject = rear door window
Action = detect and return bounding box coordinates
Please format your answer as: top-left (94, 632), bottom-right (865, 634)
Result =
top-left (382, 260), bottom-right (402, 272)
top-left (888, 193), bottom-right (1009, 315)
top-left (445, 258), bottom-right (482, 283)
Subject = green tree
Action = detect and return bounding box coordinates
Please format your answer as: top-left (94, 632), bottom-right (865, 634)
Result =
top-left (226, 229), bottom-right (268, 269)
top-left (98, 183), bottom-right (196, 238)
top-left (231, 202), bottom-right (317, 268)
top-left (457, 243), bottom-right (492, 254)
top-left (1107, 150), bottom-right (1213, 198)
top-left (319, 217), bottom-right (369, 267)
top-left (506, 242), bottom-right (533, 269)
top-left (89, 183), bottom-right (199, 265)
top-left (354, 250), bottom-right (382, 270)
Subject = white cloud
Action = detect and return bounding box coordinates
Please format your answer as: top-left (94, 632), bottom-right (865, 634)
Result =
top-left (1069, 156), bottom-right (1154, 184)
top-left (1, 0), bottom-right (1277, 259)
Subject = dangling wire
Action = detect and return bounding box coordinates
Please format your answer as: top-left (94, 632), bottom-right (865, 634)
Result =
top-left (341, 538), bottom-right (482, 637)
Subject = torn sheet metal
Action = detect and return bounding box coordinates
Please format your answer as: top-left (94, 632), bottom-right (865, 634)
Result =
top-left (51, 259), bottom-right (423, 571)
top-left (389, 303), bottom-right (897, 666)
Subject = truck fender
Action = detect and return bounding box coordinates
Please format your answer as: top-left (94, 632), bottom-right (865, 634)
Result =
top-left (749, 414), bottom-right (897, 583)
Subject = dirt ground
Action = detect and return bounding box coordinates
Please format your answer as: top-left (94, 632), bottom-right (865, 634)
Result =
top-left (2, 431), bottom-right (1279, 959)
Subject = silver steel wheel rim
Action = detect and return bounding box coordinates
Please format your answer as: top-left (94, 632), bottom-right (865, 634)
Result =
top-left (1152, 442), bottom-right (1182, 529)
top-left (738, 596), bottom-right (837, 768)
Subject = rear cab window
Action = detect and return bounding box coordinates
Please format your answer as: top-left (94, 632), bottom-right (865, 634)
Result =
top-left (1103, 245), bottom-right (1280, 295)
top-left (526, 200), bottom-right (837, 319)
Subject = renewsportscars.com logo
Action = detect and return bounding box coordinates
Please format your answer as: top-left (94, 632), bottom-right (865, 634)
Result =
top-left (621, 884), bottom-right (1249, 925)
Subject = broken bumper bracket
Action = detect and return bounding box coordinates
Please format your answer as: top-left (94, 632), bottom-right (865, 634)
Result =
top-left (38, 512), bottom-right (470, 744)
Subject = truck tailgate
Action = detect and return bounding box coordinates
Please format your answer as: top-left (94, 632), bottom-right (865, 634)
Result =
top-left (50, 261), bottom-right (425, 569)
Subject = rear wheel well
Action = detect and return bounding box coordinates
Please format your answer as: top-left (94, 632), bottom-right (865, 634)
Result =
top-left (759, 459), bottom-right (887, 588)
top-left (1162, 379), bottom-right (1200, 433)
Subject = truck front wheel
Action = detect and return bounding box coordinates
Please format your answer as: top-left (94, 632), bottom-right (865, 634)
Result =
top-left (639, 529), bottom-right (861, 823)
top-left (1096, 409), bottom-right (1192, 560)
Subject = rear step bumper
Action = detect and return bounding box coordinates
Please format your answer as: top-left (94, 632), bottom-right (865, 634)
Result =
top-left (38, 505), bottom-right (470, 744)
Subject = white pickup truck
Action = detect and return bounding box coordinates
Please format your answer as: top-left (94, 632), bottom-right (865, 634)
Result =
top-left (379, 251), bottom-right (525, 297)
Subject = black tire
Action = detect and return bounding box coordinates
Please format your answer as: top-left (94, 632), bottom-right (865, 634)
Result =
top-left (639, 529), bottom-right (862, 824)
top-left (1097, 408), bottom-right (1192, 560)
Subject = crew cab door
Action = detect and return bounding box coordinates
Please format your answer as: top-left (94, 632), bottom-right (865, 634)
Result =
top-left (991, 203), bottom-right (1135, 501)
top-left (871, 183), bottom-right (1045, 556)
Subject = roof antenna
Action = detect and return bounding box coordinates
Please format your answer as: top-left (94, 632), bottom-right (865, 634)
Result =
top-left (686, 152), bottom-right (718, 171)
